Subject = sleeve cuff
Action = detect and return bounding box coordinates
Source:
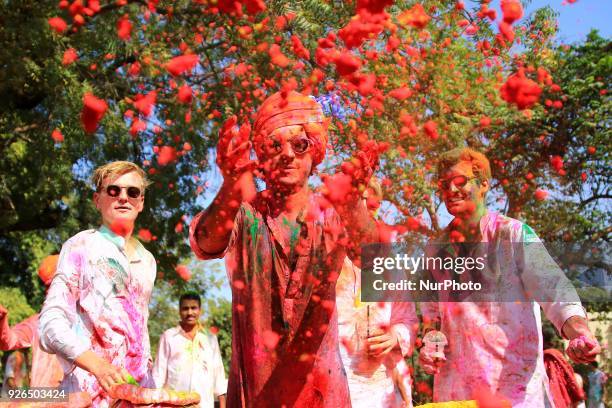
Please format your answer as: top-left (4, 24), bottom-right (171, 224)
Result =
top-left (63, 340), bottom-right (90, 363)
top-left (189, 210), bottom-right (217, 260)
top-left (189, 209), bottom-right (236, 260)
top-left (215, 379), bottom-right (228, 396)
top-left (392, 323), bottom-right (412, 356)
top-left (549, 304), bottom-right (587, 338)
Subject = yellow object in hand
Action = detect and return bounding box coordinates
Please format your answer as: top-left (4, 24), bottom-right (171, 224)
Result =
top-left (415, 401), bottom-right (478, 408)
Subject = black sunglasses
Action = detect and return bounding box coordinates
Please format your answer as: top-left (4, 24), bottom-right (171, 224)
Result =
top-left (102, 184), bottom-right (143, 199)
top-left (438, 175), bottom-right (477, 191)
top-left (269, 136), bottom-right (312, 155)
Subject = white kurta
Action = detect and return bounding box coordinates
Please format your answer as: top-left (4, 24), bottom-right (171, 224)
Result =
top-left (422, 211), bottom-right (587, 407)
top-left (39, 226), bottom-right (156, 407)
top-left (152, 325), bottom-right (227, 408)
top-left (337, 258), bottom-right (418, 407)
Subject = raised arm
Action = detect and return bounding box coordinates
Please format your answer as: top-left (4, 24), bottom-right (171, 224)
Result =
top-left (0, 307), bottom-right (35, 351)
top-left (324, 144), bottom-right (385, 264)
top-left (190, 116), bottom-right (256, 257)
top-left (335, 196), bottom-right (379, 262)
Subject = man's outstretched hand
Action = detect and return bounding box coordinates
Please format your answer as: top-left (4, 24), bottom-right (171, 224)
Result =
top-left (341, 139), bottom-right (386, 190)
top-left (562, 316), bottom-right (602, 364)
top-left (321, 139), bottom-right (387, 206)
top-left (76, 350), bottom-right (133, 393)
top-left (216, 115), bottom-right (258, 203)
top-left (217, 115), bottom-right (257, 179)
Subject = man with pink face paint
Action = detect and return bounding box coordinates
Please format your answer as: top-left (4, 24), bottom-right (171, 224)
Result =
top-left (39, 161), bottom-right (156, 408)
top-left (418, 148), bottom-right (600, 407)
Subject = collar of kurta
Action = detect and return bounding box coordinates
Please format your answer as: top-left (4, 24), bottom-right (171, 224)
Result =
top-left (443, 210), bottom-right (495, 243)
top-left (176, 323), bottom-right (207, 340)
top-left (254, 190), bottom-right (320, 222)
top-left (98, 225), bottom-right (145, 261)
top-left (256, 192), bottom-right (317, 256)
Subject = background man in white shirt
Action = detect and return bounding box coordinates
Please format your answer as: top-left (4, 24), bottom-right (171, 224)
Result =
top-left (153, 293), bottom-right (227, 408)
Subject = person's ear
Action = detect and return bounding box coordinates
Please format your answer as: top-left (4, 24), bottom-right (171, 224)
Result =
top-left (480, 179), bottom-right (489, 194)
top-left (93, 192), bottom-right (100, 210)
top-left (137, 196), bottom-right (144, 213)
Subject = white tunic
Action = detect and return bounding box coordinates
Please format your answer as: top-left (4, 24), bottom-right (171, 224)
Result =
top-left (337, 258), bottom-right (418, 407)
top-left (152, 325), bottom-right (227, 408)
top-left (422, 211), bottom-right (587, 407)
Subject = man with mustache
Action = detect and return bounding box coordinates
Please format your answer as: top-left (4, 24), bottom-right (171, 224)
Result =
top-left (153, 292), bottom-right (227, 408)
top-left (190, 91), bottom-right (380, 407)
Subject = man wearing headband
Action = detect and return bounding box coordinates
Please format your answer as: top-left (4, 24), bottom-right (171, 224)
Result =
top-left (0, 255), bottom-right (64, 387)
top-left (190, 91), bottom-right (381, 407)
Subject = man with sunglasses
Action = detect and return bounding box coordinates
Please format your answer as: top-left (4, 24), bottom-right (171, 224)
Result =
top-left (418, 148), bottom-right (600, 406)
top-left (39, 161), bottom-right (156, 407)
top-left (190, 91), bottom-right (380, 407)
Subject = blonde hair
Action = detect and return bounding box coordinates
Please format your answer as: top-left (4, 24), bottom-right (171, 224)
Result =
top-left (92, 161), bottom-right (151, 192)
top-left (437, 147), bottom-right (491, 182)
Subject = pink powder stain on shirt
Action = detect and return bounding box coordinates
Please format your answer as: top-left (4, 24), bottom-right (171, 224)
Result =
top-left (67, 250), bottom-right (83, 268)
top-left (119, 290), bottom-right (146, 379)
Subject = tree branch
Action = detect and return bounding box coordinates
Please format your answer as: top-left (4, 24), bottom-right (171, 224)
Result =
top-left (426, 195), bottom-right (440, 232)
top-left (13, 124), bottom-right (39, 135)
top-left (579, 193), bottom-right (612, 208)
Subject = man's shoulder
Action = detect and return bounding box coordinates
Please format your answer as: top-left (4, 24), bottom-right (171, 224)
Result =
top-left (162, 326), bottom-right (181, 338)
top-left (134, 240), bottom-right (156, 262)
top-left (199, 327), bottom-right (219, 339)
top-left (485, 212), bottom-right (539, 242)
top-left (62, 229), bottom-right (99, 247)
top-left (490, 211), bottom-right (523, 227)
